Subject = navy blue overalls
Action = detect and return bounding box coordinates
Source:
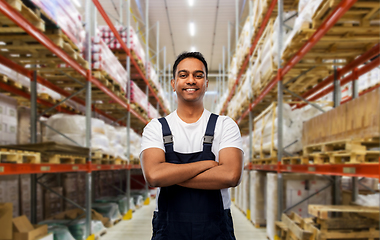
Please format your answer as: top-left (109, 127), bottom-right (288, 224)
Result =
top-left (152, 114), bottom-right (236, 240)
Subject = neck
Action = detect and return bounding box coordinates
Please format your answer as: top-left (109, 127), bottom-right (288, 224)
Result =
top-left (176, 101), bottom-right (204, 123)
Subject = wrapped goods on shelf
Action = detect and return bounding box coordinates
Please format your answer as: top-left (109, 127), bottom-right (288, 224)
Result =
top-left (40, 224), bottom-right (75, 240)
top-left (98, 25), bottom-right (146, 67)
top-left (92, 202), bottom-right (122, 223)
top-left (358, 67), bottom-right (380, 93)
top-left (0, 175), bottom-right (19, 217)
top-left (302, 88), bottom-right (380, 146)
top-left (214, 91), bottom-right (228, 114)
top-left (242, 171), bottom-right (250, 215)
top-left (266, 173), bottom-right (332, 240)
top-left (0, 94), bottom-right (17, 145)
top-left (241, 135), bottom-right (251, 165)
top-left (227, 56), bottom-right (238, 91)
top-left (105, 124), bottom-right (122, 147)
top-left (95, 195), bottom-right (129, 215)
top-left (30, 0), bottom-right (85, 50)
top-left (284, 0), bottom-right (323, 52)
top-left (249, 171), bottom-right (266, 227)
top-left (130, 81), bottom-right (160, 119)
top-left (91, 37), bottom-right (128, 92)
top-left (235, 16), bottom-right (254, 72)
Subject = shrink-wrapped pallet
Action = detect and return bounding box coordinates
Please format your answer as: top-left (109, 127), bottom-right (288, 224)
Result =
top-left (250, 171), bottom-right (266, 226)
top-left (31, 0), bottom-right (85, 50)
top-left (45, 114), bottom-right (111, 154)
top-left (92, 37), bottom-right (128, 93)
top-left (0, 94), bottom-right (17, 145)
top-left (266, 173), bottom-right (332, 240)
top-left (242, 170), bottom-right (250, 215)
top-left (0, 175), bottom-right (19, 217)
top-left (130, 81), bottom-right (160, 119)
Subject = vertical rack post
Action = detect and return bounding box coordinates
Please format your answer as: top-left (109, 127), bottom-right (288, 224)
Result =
top-left (333, 61), bottom-right (341, 206)
top-left (157, 21), bottom-right (160, 83)
top-left (126, 0), bottom-right (132, 217)
top-left (223, 46), bottom-right (226, 95)
top-left (235, 0), bottom-right (239, 55)
top-left (247, 0), bottom-right (253, 222)
top-left (228, 22), bottom-right (231, 85)
top-left (163, 46), bottom-right (167, 110)
top-left (351, 67), bottom-right (359, 202)
top-left (168, 64), bottom-right (172, 110)
top-left (85, 0), bottom-right (94, 236)
top-left (30, 71), bottom-right (37, 224)
top-left (119, 0), bottom-right (123, 25)
top-left (277, 0), bottom-right (284, 221)
top-left (144, 0), bottom-right (150, 204)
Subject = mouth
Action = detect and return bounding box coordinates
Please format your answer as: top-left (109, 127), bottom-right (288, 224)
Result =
top-left (183, 88), bottom-right (199, 93)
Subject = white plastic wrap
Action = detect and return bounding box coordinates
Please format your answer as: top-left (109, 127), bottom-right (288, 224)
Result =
top-left (241, 135), bottom-right (250, 165)
top-left (266, 173), bottom-right (277, 240)
top-left (355, 194), bottom-right (380, 207)
top-left (91, 133), bottom-right (110, 154)
top-left (47, 133), bottom-right (85, 146)
top-left (242, 171), bottom-right (250, 214)
top-left (250, 171), bottom-right (266, 226)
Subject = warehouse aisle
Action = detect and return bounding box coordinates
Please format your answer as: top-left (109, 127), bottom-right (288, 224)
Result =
top-left (101, 199), bottom-right (267, 240)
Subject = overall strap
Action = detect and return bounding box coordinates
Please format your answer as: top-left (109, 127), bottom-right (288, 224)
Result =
top-left (203, 113), bottom-right (219, 153)
top-left (158, 117), bottom-right (174, 152)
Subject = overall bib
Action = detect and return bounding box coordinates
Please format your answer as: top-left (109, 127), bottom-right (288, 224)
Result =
top-left (152, 114), bottom-right (236, 240)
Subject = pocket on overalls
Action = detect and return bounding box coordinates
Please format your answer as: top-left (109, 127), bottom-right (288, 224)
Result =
top-left (152, 213), bottom-right (167, 240)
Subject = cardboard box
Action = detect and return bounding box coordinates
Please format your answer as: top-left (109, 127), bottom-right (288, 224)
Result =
top-left (12, 215), bottom-right (47, 240)
top-left (0, 203), bottom-right (13, 240)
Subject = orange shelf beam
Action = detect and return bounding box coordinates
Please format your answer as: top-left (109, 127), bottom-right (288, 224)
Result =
top-left (0, 0), bottom-right (148, 125)
top-left (248, 163), bottom-right (380, 179)
top-left (237, 0), bottom-right (358, 124)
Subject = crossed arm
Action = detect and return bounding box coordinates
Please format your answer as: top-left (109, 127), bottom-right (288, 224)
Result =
top-left (140, 147), bottom-right (243, 190)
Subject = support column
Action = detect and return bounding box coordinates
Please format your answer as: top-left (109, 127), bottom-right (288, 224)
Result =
top-left (351, 67), bottom-right (359, 202)
top-left (277, 0), bottom-right (284, 221)
top-left (84, 0), bottom-right (94, 236)
top-left (126, 0), bottom-right (132, 217)
top-left (144, 0), bottom-right (150, 205)
top-left (235, 0), bottom-right (239, 54)
top-left (332, 61), bottom-right (341, 206)
top-left (30, 71), bottom-right (37, 224)
top-left (223, 46), bottom-right (226, 95)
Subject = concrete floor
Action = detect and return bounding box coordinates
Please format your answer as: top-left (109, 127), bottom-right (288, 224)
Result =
top-left (101, 199), bottom-right (267, 240)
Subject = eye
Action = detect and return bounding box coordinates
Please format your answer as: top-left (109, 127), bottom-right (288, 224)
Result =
top-left (179, 73), bottom-right (187, 78)
top-left (195, 74), bottom-right (204, 79)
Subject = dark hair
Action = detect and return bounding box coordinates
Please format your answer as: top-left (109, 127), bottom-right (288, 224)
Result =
top-left (172, 52), bottom-right (208, 79)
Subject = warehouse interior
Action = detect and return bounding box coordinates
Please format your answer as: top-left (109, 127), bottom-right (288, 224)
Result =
top-left (0, 0), bottom-right (379, 239)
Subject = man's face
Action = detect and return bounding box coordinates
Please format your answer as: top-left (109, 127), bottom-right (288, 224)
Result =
top-left (171, 58), bottom-right (208, 104)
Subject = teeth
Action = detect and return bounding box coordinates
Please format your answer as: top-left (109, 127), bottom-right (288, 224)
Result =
top-left (185, 89), bottom-right (196, 92)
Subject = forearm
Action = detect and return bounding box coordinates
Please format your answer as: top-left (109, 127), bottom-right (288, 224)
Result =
top-left (178, 164), bottom-right (241, 190)
top-left (143, 160), bottom-right (217, 187)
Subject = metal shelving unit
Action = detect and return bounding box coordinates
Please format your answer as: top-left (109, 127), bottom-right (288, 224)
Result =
top-left (0, 0), bottom-right (162, 237)
top-left (222, 0), bottom-right (380, 222)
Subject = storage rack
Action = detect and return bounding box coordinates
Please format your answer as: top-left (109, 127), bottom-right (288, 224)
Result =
top-left (221, 0), bottom-right (380, 223)
top-left (0, 0), bottom-right (165, 237)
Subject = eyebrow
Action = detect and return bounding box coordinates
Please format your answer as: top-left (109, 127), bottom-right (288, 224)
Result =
top-left (177, 70), bottom-right (205, 75)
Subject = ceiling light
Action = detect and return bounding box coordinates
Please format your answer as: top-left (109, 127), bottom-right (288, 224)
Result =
top-left (189, 22), bottom-right (195, 36)
top-left (188, 0), bottom-right (194, 7)
top-left (190, 46), bottom-right (196, 52)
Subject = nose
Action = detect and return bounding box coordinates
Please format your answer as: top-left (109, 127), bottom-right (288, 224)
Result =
top-left (186, 74), bottom-right (196, 85)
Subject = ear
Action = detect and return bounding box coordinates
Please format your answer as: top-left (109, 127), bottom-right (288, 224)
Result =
top-left (171, 78), bottom-right (175, 92)
top-left (206, 78), bottom-right (209, 88)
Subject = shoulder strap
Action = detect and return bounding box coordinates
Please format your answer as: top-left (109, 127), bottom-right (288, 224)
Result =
top-left (158, 117), bottom-right (173, 152)
top-left (203, 113), bottom-right (219, 153)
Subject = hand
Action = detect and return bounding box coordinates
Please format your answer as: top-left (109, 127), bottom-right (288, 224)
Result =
top-left (203, 160), bottom-right (219, 169)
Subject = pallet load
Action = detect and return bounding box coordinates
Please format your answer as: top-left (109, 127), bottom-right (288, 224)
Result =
top-left (250, 171), bottom-right (266, 228)
top-left (45, 113), bottom-right (110, 155)
top-left (303, 88), bottom-right (379, 164)
top-left (276, 205), bottom-right (379, 240)
top-left (116, 127), bottom-right (142, 164)
top-left (91, 36), bottom-right (129, 94)
top-left (266, 173), bottom-right (333, 240)
top-left (130, 81), bottom-right (160, 119)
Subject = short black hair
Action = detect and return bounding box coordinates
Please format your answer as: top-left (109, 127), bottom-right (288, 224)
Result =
top-left (172, 52), bottom-right (208, 79)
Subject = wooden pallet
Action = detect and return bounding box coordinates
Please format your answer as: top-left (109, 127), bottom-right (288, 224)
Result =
top-left (308, 205), bottom-right (380, 240)
top-left (92, 150), bottom-right (110, 160)
top-left (282, 156), bottom-right (309, 165)
top-left (252, 157), bottom-right (278, 165)
top-left (0, 148), bottom-right (40, 163)
top-left (0, 0), bottom-right (45, 32)
top-left (303, 138), bottom-right (380, 164)
top-left (44, 154), bottom-right (86, 164)
top-left (308, 205), bottom-right (379, 220)
top-left (94, 228), bottom-right (107, 240)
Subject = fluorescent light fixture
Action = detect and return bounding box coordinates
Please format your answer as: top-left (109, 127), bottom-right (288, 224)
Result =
top-left (188, 0), bottom-right (194, 6)
top-left (190, 46), bottom-right (196, 52)
top-left (189, 22), bottom-right (195, 36)
top-left (71, 0), bottom-right (82, 8)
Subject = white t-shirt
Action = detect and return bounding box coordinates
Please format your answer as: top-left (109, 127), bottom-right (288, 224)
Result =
top-left (140, 109), bottom-right (244, 210)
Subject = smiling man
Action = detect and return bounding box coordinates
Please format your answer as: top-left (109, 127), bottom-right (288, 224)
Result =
top-left (140, 52), bottom-right (243, 240)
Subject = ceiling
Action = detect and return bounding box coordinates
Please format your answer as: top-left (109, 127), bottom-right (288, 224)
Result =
top-left (93, 0), bottom-right (248, 74)
top-left (79, 0), bottom-right (249, 111)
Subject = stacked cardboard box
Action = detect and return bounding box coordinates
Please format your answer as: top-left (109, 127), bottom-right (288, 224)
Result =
top-left (62, 173), bottom-right (79, 211)
top-left (44, 187), bottom-right (63, 219)
top-left (0, 175), bottom-right (19, 217)
top-left (0, 94), bottom-right (17, 145)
